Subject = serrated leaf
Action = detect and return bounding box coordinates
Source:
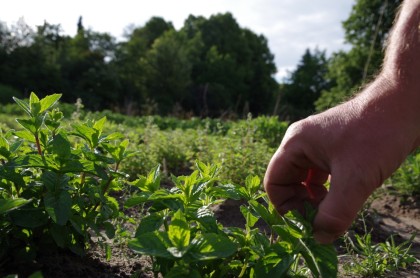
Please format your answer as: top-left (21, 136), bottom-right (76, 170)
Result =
top-left (72, 123), bottom-right (95, 147)
top-left (195, 206), bottom-right (219, 233)
top-left (39, 94), bottom-right (61, 113)
top-left (0, 131), bottom-right (9, 150)
top-left (253, 252), bottom-right (294, 278)
top-left (124, 192), bottom-right (152, 208)
top-left (13, 96), bottom-right (31, 116)
top-left (13, 130), bottom-right (36, 142)
top-left (168, 210), bottom-right (190, 249)
top-left (212, 184), bottom-right (242, 200)
top-left (104, 132), bottom-right (125, 141)
top-left (16, 118), bottom-right (37, 134)
top-left (188, 233), bottom-right (237, 261)
top-left (0, 198), bottom-right (31, 214)
top-left (135, 212), bottom-right (165, 237)
top-left (14, 154), bottom-right (58, 170)
top-left (29, 92), bottom-right (41, 116)
top-left (41, 171), bottom-right (69, 191)
top-left (52, 133), bottom-right (71, 158)
top-left (246, 175), bottom-right (261, 196)
top-left (129, 231), bottom-right (173, 259)
top-left (299, 238), bottom-right (338, 278)
top-left (249, 199), bottom-right (281, 226)
top-left (44, 190), bottom-right (72, 225)
top-left (240, 205), bottom-right (259, 228)
top-left (93, 117), bottom-right (106, 136)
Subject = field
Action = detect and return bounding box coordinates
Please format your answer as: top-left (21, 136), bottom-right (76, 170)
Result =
top-left (0, 94), bottom-right (419, 277)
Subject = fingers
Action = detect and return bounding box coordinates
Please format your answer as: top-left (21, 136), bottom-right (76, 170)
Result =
top-left (313, 173), bottom-right (372, 244)
top-left (265, 153), bottom-right (329, 215)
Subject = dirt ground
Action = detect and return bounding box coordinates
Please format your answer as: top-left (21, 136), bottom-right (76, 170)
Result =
top-left (2, 191), bottom-right (419, 278)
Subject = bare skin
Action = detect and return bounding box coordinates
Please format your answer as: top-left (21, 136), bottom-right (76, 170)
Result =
top-left (264, 0), bottom-right (420, 244)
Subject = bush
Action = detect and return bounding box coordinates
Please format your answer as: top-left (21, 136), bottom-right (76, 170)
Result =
top-left (0, 93), bottom-right (132, 266)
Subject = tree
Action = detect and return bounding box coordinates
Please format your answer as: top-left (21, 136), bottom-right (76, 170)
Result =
top-left (58, 17), bottom-right (120, 110)
top-left (141, 30), bottom-right (193, 114)
top-left (182, 13), bottom-right (277, 117)
top-left (279, 48), bottom-right (330, 121)
top-left (113, 17), bottom-right (174, 114)
top-left (315, 0), bottom-right (401, 111)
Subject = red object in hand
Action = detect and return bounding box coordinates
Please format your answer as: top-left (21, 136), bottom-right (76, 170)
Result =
top-left (304, 169), bottom-right (315, 199)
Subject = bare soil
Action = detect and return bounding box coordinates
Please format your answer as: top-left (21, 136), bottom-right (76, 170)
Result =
top-left (2, 192), bottom-right (419, 277)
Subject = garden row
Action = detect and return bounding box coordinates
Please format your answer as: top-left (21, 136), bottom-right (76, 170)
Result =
top-left (0, 93), bottom-right (418, 277)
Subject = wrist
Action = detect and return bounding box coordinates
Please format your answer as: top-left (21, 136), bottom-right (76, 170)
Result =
top-left (358, 74), bottom-right (420, 150)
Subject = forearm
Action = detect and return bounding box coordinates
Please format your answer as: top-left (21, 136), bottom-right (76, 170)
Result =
top-left (361, 0), bottom-right (420, 148)
top-left (382, 0), bottom-right (420, 89)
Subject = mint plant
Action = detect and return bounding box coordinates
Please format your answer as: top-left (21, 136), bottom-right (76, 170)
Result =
top-left (127, 162), bottom-right (338, 277)
top-left (0, 93), bottom-right (132, 265)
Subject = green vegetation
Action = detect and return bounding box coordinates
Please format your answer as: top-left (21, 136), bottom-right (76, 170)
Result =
top-left (127, 164), bottom-right (337, 277)
top-left (0, 93), bottom-right (418, 277)
top-left (343, 229), bottom-right (418, 277)
top-left (0, 93), bottom-right (133, 264)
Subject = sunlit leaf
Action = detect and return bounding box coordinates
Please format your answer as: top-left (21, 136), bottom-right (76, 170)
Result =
top-left (39, 94), bottom-right (61, 113)
top-left (0, 198), bottom-right (31, 214)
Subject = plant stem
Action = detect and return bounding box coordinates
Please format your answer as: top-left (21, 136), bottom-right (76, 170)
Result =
top-left (238, 255), bottom-right (249, 278)
top-left (35, 133), bottom-right (42, 155)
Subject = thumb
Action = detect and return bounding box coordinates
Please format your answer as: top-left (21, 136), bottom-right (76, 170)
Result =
top-left (313, 174), bottom-right (372, 244)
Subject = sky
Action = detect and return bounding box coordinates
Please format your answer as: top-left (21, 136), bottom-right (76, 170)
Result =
top-left (1, 0), bottom-right (355, 81)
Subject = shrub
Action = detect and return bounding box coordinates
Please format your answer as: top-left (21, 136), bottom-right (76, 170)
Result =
top-left (0, 93), bottom-right (132, 266)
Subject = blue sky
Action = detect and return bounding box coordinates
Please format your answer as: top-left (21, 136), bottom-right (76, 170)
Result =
top-left (1, 0), bottom-right (355, 80)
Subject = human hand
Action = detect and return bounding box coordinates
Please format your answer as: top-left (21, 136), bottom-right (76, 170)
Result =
top-left (264, 77), bottom-right (420, 244)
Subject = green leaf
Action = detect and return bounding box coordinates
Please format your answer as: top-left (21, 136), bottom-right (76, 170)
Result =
top-left (10, 208), bottom-right (49, 228)
top-left (41, 171), bottom-right (70, 192)
top-left (52, 133), bottom-right (71, 158)
top-left (13, 129), bottom-right (36, 142)
top-left (70, 215), bottom-right (86, 235)
top-left (0, 198), bottom-right (31, 214)
top-left (13, 96), bottom-right (31, 116)
top-left (195, 205), bottom-right (219, 233)
top-left (39, 94), bottom-right (61, 113)
top-left (240, 205), bottom-right (259, 228)
top-left (272, 224), bottom-right (301, 244)
top-left (130, 165), bottom-right (161, 192)
top-left (249, 199), bottom-right (281, 226)
top-left (16, 118), bottom-right (38, 134)
top-left (124, 192), bottom-right (152, 208)
top-left (0, 130), bottom-right (9, 149)
top-left (212, 183), bottom-right (242, 200)
top-left (129, 231), bottom-right (173, 259)
top-left (72, 123), bottom-right (95, 147)
top-left (300, 239), bottom-right (338, 278)
top-left (168, 210), bottom-right (190, 250)
top-left (44, 190), bottom-right (72, 225)
top-left (14, 154), bottom-right (58, 170)
top-left (50, 223), bottom-right (70, 248)
top-left (188, 233), bottom-right (237, 261)
top-left (29, 92), bottom-right (41, 116)
top-left (245, 175), bottom-right (261, 196)
top-left (252, 252), bottom-right (294, 278)
top-left (93, 116), bottom-right (107, 134)
top-left (28, 271), bottom-right (44, 278)
top-left (135, 212), bottom-right (165, 237)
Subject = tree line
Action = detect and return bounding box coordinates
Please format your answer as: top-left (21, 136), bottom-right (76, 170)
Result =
top-left (0, 0), bottom-right (400, 120)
